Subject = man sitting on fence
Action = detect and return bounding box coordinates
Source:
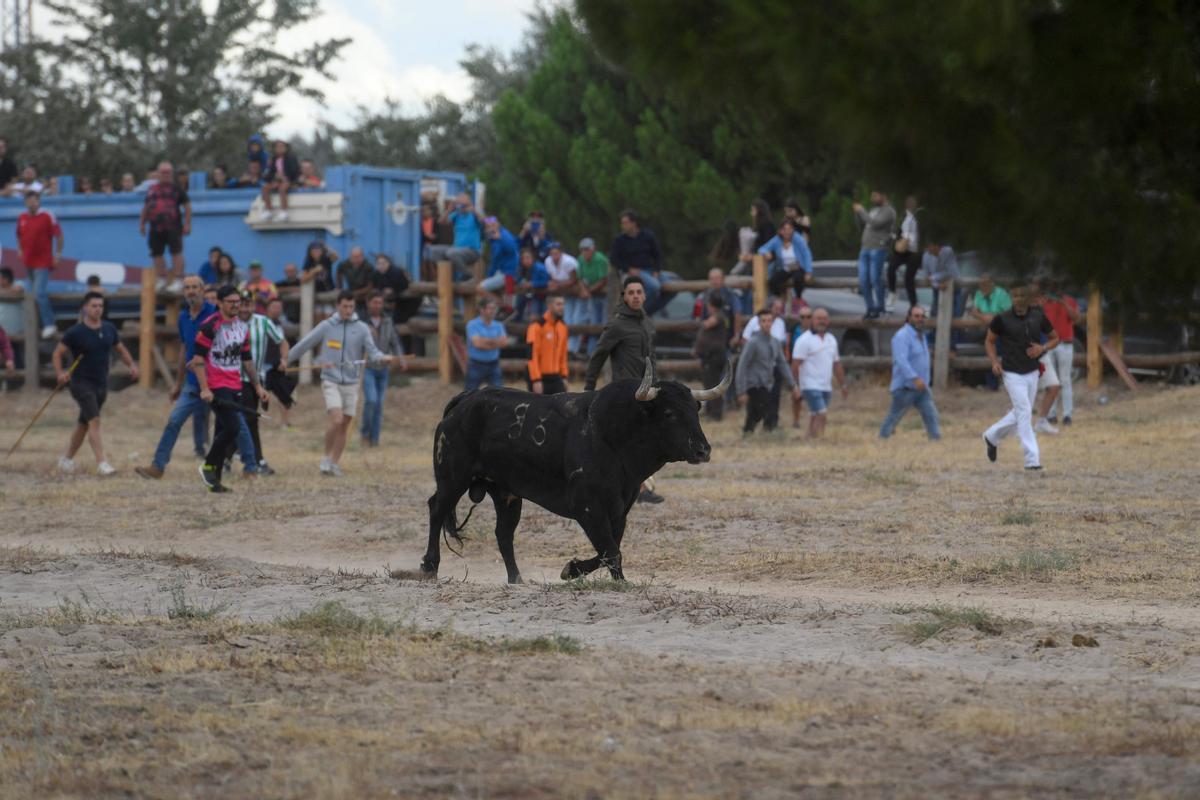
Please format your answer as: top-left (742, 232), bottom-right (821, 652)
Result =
top-left (286, 290), bottom-right (401, 476)
top-left (478, 217), bottom-right (519, 309)
top-left (432, 192), bottom-right (484, 281)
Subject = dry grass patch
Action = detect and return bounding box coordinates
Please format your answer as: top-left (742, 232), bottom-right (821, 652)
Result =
top-left (892, 604), bottom-right (1018, 643)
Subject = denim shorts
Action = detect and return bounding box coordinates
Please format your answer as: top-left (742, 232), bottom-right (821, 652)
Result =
top-left (802, 389), bottom-right (832, 413)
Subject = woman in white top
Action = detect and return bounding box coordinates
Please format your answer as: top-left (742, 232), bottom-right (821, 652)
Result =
top-left (887, 195), bottom-right (921, 309)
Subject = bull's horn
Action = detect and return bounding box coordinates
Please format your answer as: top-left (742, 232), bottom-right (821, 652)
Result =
top-left (691, 361), bottom-right (732, 402)
top-left (634, 357), bottom-right (658, 401)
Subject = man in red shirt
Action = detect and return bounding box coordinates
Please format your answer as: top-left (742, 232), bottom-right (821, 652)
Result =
top-left (1035, 280), bottom-right (1084, 431)
top-left (16, 189), bottom-right (64, 339)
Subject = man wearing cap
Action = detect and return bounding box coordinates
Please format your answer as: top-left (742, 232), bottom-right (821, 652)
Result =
top-left (16, 188), bottom-right (63, 339)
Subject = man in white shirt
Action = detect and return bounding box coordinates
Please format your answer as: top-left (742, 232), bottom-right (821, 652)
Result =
top-left (544, 243), bottom-right (580, 348)
top-left (791, 307), bottom-right (848, 439)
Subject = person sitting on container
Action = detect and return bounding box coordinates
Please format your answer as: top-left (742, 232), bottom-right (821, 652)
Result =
top-left (209, 164), bottom-right (235, 189)
top-left (299, 159), bottom-right (323, 189)
top-left (513, 247), bottom-right (549, 322)
top-left (237, 159), bottom-right (264, 188)
top-left (246, 133), bottom-right (269, 174)
top-left (260, 139), bottom-right (300, 222)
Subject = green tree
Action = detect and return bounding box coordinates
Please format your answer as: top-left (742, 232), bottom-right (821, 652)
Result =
top-left (576, 0), bottom-right (1200, 297)
top-left (0, 0), bottom-right (346, 180)
top-left (482, 8), bottom-right (851, 276)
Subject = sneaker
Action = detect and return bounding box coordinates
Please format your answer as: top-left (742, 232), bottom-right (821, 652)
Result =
top-left (1034, 418), bottom-right (1060, 435)
top-left (166, 279), bottom-right (183, 293)
top-left (198, 463), bottom-right (224, 492)
top-left (135, 465), bottom-right (163, 480)
top-left (319, 457), bottom-right (332, 474)
top-left (40, 325), bottom-right (57, 339)
top-left (193, 450), bottom-right (206, 459)
top-left (1062, 416), bottom-right (1072, 427)
top-left (327, 463), bottom-right (344, 477)
top-left (885, 291), bottom-right (896, 311)
top-left (261, 208), bottom-right (274, 221)
top-left (1025, 465), bottom-right (1044, 471)
top-left (1047, 415), bottom-right (1058, 425)
top-left (57, 456), bottom-right (76, 473)
top-left (97, 461), bottom-right (116, 476)
top-left (637, 489), bottom-right (665, 504)
top-left (275, 210), bottom-right (289, 222)
top-left (983, 434), bottom-right (997, 463)
top-left (257, 461), bottom-right (276, 476)
top-left (223, 458), bottom-right (233, 474)
top-left (155, 277), bottom-right (167, 291)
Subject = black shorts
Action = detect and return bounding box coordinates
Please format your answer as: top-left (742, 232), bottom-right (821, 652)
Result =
top-left (147, 227), bottom-right (183, 257)
top-left (69, 379), bottom-right (107, 423)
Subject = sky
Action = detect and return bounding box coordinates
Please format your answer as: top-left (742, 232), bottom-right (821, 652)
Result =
top-left (270, 0), bottom-right (542, 138)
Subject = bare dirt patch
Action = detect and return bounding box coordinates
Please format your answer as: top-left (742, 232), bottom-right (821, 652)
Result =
top-left (2, 378), bottom-right (1199, 796)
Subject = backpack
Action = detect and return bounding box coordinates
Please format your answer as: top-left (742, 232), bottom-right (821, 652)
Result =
top-left (145, 184), bottom-right (181, 230)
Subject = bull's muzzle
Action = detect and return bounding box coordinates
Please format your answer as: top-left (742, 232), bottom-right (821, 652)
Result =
top-left (688, 441), bottom-right (712, 464)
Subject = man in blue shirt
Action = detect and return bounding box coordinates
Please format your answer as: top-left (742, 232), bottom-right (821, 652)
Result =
top-left (879, 305), bottom-right (941, 440)
top-left (432, 192), bottom-right (483, 280)
top-left (465, 296), bottom-right (508, 390)
top-left (478, 217), bottom-right (519, 301)
top-left (137, 275), bottom-right (219, 478)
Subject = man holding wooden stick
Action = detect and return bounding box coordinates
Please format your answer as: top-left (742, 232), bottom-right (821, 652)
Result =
top-left (53, 292), bottom-right (137, 475)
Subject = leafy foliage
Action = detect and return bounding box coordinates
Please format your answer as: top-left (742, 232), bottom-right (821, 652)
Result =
top-left (576, 0), bottom-right (1200, 297)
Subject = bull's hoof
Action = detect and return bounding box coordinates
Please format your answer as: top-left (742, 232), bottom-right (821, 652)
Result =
top-left (419, 560), bottom-right (439, 580)
top-left (560, 559), bottom-right (582, 581)
top-left (508, 573), bottom-right (524, 585)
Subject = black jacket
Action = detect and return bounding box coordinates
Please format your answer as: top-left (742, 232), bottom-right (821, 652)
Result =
top-left (609, 228), bottom-right (662, 273)
top-left (584, 303), bottom-right (656, 390)
top-left (265, 153), bottom-right (301, 183)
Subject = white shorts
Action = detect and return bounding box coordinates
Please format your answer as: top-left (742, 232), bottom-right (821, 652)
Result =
top-left (321, 380), bottom-right (360, 416)
top-left (1038, 352), bottom-right (1060, 389)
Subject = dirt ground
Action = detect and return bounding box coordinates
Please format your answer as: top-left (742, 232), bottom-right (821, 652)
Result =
top-left (1, 373), bottom-right (1198, 798)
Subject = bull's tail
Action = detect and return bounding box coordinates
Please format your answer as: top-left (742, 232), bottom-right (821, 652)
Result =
top-left (441, 493), bottom-right (485, 557)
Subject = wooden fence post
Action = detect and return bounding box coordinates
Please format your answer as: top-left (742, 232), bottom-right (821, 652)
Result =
top-left (163, 295), bottom-right (180, 367)
top-left (752, 254), bottom-right (767, 312)
top-left (23, 291), bottom-right (37, 388)
top-left (933, 280), bottom-right (953, 388)
top-left (437, 261), bottom-right (453, 384)
top-left (1087, 285), bottom-right (1102, 388)
top-left (298, 281), bottom-right (315, 386)
top-left (139, 268), bottom-right (155, 388)
top-left (463, 259), bottom-right (481, 323)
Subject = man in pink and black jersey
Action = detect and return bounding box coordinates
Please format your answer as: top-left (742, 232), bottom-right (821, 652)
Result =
top-left (191, 285), bottom-right (268, 492)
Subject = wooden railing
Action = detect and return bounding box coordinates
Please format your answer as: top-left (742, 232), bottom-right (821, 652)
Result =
top-left (4, 255), bottom-right (1197, 391)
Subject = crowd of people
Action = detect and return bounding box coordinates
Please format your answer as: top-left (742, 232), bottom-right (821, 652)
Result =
top-left (2, 164), bottom-right (1086, 489)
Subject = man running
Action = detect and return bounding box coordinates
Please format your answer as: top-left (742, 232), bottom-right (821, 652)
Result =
top-left (52, 292), bottom-right (138, 475)
top-left (983, 286), bottom-right (1059, 470)
top-left (584, 276), bottom-right (663, 503)
top-left (286, 290), bottom-right (400, 476)
top-left (221, 289), bottom-right (286, 475)
top-left (193, 286), bottom-right (268, 492)
top-left (136, 275), bottom-right (215, 479)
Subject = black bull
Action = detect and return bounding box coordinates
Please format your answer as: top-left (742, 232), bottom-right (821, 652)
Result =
top-left (421, 359), bottom-right (731, 583)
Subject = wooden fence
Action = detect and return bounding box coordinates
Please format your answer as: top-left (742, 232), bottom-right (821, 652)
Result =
top-left (4, 254), bottom-right (1198, 391)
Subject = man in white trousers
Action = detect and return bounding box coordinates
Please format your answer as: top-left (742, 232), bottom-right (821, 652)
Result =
top-left (983, 286), bottom-right (1059, 470)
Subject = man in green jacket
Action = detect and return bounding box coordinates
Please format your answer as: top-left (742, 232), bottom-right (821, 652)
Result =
top-left (584, 275), bottom-right (663, 503)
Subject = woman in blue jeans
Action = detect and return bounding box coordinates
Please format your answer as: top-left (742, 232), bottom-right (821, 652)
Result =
top-left (360, 291), bottom-right (407, 446)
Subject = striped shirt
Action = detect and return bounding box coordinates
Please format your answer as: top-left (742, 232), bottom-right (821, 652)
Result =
top-left (242, 313), bottom-right (284, 382)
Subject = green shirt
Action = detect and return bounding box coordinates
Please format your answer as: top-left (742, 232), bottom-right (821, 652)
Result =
top-left (577, 251), bottom-right (610, 285)
top-left (973, 286), bottom-right (1012, 315)
top-left (242, 313), bottom-right (284, 382)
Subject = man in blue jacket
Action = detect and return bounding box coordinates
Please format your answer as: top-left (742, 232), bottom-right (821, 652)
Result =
top-left (879, 305), bottom-right (941, 440)
top-left (478, 216), bottom-right (519, 305)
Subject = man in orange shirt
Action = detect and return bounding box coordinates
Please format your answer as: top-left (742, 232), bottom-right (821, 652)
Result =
top-left (526, 294), bottom-right (569, 394)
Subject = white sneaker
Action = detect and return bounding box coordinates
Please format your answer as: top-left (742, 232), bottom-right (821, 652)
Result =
top-left (261, 208), bottom-right (275, 221)
top-left (327, 462), bottom-right (344, 477)
top-left (1034, 418), bottom-right (1060, 435)
top-left (166, 279), bottom-right (183, 293)
top-left (57, 457), bottom-right (75, 473)
top-left (885, 291), bottom-right (896, 311)
top-left (40, 325), bottom-right (57, 339)
top-left (319, 457), bottom-right (332, 474)
top-left (97, 461), bottom-right (116, 476)
top-left (275, 210), bottom-right (289, 222)
top-left (155, 277), bottom-right (167, 291)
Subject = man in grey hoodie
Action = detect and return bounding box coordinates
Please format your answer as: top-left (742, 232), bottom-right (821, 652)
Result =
top-left (853, 191), bottom-right (896, 319)
top-left (736, 307), bottom-right (800, 435)
top-left (287, 290), bottom-right (400, 475)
